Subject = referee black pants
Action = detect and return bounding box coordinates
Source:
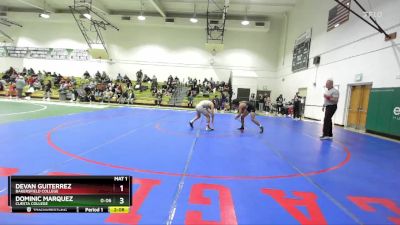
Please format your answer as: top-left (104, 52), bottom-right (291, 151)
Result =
top-left (323, 104), bottom-right (337, 137)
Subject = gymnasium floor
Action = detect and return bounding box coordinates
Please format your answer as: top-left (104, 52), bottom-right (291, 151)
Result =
top-left (0, 99), bottom-right (399, 225)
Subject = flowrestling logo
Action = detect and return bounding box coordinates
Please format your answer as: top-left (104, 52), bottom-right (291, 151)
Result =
top-left (363, 11), bottom-right (383, 18)
top-left (393, 107), bottom-right (400, 120)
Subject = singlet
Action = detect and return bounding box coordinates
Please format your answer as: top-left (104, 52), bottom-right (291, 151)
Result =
top-left (196, 100), bottom-right (213, 110)
top-left (244, 101), bottom-right (256, 112)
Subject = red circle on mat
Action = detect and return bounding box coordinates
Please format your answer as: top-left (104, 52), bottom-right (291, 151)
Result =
top-left (47, 121), bottom-right (351, 180)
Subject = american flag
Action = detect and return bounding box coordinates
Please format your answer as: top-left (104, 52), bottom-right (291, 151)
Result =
top-left (327, 0), bottom-right (351, 31)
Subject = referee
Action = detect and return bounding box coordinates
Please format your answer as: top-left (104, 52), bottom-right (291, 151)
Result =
top-left (321, 79), bottom-right (339, 140)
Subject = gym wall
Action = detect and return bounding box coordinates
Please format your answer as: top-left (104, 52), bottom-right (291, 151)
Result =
top-left (0, 13), bottom-right (283, 87)
top-left (276, 0), bottom-right (400, 125)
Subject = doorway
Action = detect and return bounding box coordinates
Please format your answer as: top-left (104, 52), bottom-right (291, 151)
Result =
top-left (237, 88), bottom-right (251, 101)
top-left (347, 84), bottom-right (372, 130)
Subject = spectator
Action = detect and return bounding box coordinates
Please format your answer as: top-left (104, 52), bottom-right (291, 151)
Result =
top-left (116, 73), bottom-right (123, 82)
top-left (210, 77), bottom-right (215, 90)
top-left (188, 90), bottom-right (194, 108)
top-left (0, 79), bottom-right (5, 91)
top-left (9, 72), bottom-right (17, 83)
top-left (83, 71), bottom-right (90, 79)
top-left (123, 74), bottom-right (131, 84)
top-left (70, 76), bottom-right (76, 86)
top-left (220, 92), bottom-right (227, 110)
top-left (5, 67), bottom-right (16, 78)
top-left (276, 94), bottom-right (284, 115)
top-left (37, 70), bottom-right (44, 80)
top-left (28, 68), bottom-right (35, 76)
top-left (143, 74), bottom-right (151, 83)
top-left (258, 94), bottom-right (264, 112)
top-left (69, 85), bottom-right (77, 102)
top-left (84, 85), bottom-right (94, 102)
top-left (265, 96), bottom-right (271, 113)
top-left (126, 79), bottom-right (132, 87)
top-left (118, 89), bottom-right (127, 104)
top-left (126, 87), bottom-right (135, 104)
top-left (91, 71), bottom-right (99, 80)
top-left (213, 95), bottom-right (220, 111)
top-left (151, 75), bottom-right (158, 91)
top-left (115, 84), bottom-right (122, 100)
top-left (136, 70), bottom-right (143, 85)
top-left (25, 84), bottom-right (35, 100)
top-left (293, 92), bottom-right (302, 120)
top-left (155, 90), bottom-right (162, 106)
top-left (59, 81), bottom-right (68, 101)
top-left (224, 101), bottom-right (231, 112)
top-left (250, 93), bottom-right (256, 107)
top-left (7, 82), bottom-right (16, 98)
top-left (15, 76), bottom-right (26, 99)
top-left (102, 88), bottom-right (113, 103)
top-left (33, 78), bottom-right (42, 90)
top-left (43, 81), bottom-right (52, 101)
top-left (101, 71), bottom-right (107, 79)
top-left (167, 75), bottom-right (173, 84)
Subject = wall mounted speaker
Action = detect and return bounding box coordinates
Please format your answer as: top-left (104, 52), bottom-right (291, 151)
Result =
top-left (313, 56), bottom-right (321, 65)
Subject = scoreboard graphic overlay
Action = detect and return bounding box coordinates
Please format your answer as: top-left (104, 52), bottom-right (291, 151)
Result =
top-left (8, 176), bottom-right (132, 213)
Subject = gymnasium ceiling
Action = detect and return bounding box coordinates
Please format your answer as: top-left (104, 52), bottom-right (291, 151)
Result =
top-left (0, 0), bottom-right (298, 22)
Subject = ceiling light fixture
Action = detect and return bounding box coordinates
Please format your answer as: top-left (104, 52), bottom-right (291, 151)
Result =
top-left (39, 1), bottom-right (50, 19)
top-left (83, 13), bottom-right (91, 20)
top-left (190, 2), bottom-right (198, 23)
top-left (138, 0), bottom-right (146, 21)
top-left (39, 13), bottom-right (50, 19)
top-left (241, 5), bottom-right (250, 26)
top-left (241, 20), bottom-right (250, 26)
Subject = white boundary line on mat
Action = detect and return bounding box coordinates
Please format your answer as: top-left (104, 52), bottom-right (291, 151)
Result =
top-left (0, 99), bottom-right (47, 116)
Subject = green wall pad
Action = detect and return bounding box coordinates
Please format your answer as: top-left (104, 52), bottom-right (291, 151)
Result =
top-left (366, 87), bottom-right (400, 138)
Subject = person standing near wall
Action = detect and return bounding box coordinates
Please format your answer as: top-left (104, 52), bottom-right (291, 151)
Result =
top-left (187, 90), bottom-right (194, 108)
top-left (43, 80), bottom-right (52, 101)
top-left (258, 94), bottom-right (264, 112)
top-left (250, 93), bottom-right (256, 108)
top-left (15, 76), bottom-right (26, 99)
top-left (320, 79), bottom-right (339, 140)
top-left (276, 94), bottom-right (284, 115)
top-left (293, 92), bottom-right (301, 120)
top-left (265, 96), bottom-right (271, 113)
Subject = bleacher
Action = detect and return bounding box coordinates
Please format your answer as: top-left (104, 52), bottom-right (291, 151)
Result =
top-left (0, 71), bottom-right (227, 108)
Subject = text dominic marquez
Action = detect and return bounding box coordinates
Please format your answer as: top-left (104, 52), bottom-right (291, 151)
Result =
top-left (14, 183), bottom-right (74, 206)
